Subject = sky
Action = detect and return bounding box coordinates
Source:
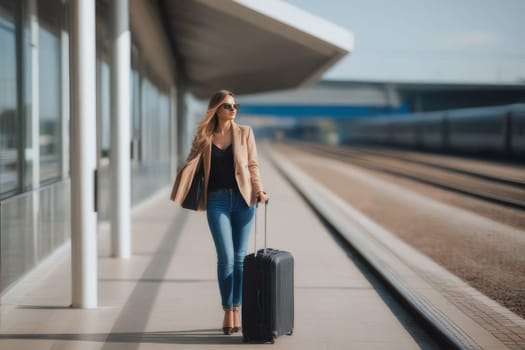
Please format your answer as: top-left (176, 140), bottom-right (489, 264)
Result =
top-left (283, 0), bottom-right (525, 84)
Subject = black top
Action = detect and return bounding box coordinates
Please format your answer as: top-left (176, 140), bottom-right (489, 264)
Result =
top-left (208, 143), bottom-right (237, 193)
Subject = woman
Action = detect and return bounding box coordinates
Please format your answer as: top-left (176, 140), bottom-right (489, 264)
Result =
top-left (171, 90), bottom-right (269, 335)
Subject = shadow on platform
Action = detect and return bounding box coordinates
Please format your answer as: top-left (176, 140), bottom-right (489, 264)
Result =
top-left (0, 329), bottom-right (245, 345)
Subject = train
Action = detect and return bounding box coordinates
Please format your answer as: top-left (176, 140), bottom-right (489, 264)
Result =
top-left (343, 104), bottom-right (525, 157)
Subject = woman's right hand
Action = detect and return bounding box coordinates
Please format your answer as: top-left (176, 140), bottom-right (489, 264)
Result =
top-left (257, 191), bottom-right (269, 204)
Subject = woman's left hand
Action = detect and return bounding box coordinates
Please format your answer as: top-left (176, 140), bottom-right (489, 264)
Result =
top-left (257, 191), bottom-right (269, 204)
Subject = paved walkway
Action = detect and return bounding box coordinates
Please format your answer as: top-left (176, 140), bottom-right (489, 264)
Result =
top-left (0, 152), bottom-right (441, 349)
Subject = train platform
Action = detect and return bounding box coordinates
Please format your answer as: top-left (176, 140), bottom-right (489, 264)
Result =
top-left (0, 146), bottom-right (522, 349)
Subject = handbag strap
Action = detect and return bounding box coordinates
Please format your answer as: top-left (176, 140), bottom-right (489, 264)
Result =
top-left (254, 201), bottom-right (268, 257)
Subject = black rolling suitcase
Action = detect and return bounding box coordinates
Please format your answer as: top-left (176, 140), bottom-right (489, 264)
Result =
top-left (242, 202), bottom-right (294, 343)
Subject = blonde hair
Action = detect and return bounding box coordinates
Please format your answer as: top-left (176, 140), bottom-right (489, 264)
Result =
top-left (187, 90), bottom-right (235, 161)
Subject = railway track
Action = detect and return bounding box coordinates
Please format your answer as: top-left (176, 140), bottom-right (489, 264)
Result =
top-left (295, 142), bottom-right (525, 211)
top-left (268, 143), bottom-right (525, 348)
top-left (353, 146), bottom-right (525, 189)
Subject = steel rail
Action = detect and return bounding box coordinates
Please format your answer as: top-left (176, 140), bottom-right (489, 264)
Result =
top-left (300, 143), bottom-right (525, 211)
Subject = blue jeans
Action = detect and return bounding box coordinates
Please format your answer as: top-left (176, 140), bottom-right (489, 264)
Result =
top-left (206, 187), bottom-right (255, 310)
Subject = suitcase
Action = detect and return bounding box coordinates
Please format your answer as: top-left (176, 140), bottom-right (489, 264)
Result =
top-left (242, 202), bottom-right (294, 343)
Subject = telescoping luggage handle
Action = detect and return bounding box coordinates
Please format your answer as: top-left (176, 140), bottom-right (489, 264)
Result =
top-left (254, 199), bottom-right (269, 257)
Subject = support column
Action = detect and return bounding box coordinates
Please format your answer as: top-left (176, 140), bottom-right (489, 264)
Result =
top-left (61, 23), bottom-right (70, 180)
top-left (60, 2), bottom-right (71, 183)
top-left (110, 0), bottom-right (131, 258)
top-left (176, 87), bottom-right (187, 166)
top-left (169, 86), bottom-right (178, 178)
top-left (29, 0), bottom-right (39, 190)
top-left (28, 0), bottom-right (40, 265)
top-left (70, 0), bottom-right (97, 308)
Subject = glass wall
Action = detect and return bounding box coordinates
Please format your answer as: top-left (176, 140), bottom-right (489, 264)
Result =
top-left (0, 0), bottom-right (68, 198)
top-left (140, 78), bottom-right (171, 185)
top-left (130, 68), bottom-right (141, 162)
top-left (2, 0), bottom-right (176, 291)
top-left (95, 20), bottom-right (173, 219)
top-left (38, 0), bottom-right (65, 185)
top-left (126, 74), bottom-right (171, 207)
top-left (127, 39), bottom-right (172, 206)
top-left (0, 0), bottom-right (71, 293)
top-left (98, 60), bottom-right (110, 158)
top-left (0, 0), bottom-right (18, 198)
top-left (141, 79), bottom-right (170, 166)
top-left (158, 93), bottom-right (170, 165)
top-left (21, 0), bottom-right (33, 192)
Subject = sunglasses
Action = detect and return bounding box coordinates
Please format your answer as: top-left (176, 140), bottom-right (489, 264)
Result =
top-left (222, 103), bottom-right (240, 111)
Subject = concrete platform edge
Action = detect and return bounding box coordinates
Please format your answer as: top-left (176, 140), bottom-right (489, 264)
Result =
top-left (265, 144), bottom-right (512, 350)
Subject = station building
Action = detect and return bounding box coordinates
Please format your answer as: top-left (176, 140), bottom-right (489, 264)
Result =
top-left (0, 0), bottom-right (353, 307)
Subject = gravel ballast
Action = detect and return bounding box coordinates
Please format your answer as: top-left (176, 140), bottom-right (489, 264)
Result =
top-left (275, 144), bottom-right (525, 319)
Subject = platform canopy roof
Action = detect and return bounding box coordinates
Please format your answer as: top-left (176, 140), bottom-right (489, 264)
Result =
top-left (161, 0), bottom-right (354, 99)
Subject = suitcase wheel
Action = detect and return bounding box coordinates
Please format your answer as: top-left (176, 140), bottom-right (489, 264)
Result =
top-left (287, 329), bottom-right (293, 336)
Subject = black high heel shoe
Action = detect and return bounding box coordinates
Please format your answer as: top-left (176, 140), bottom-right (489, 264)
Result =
top-left (223, 309), bottom-right (233, 335)
top-left (232, 306), bottom-right (241, 333)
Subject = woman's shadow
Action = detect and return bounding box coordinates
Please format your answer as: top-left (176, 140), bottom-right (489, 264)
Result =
top-left (0, 329), bottom-right (245, 346)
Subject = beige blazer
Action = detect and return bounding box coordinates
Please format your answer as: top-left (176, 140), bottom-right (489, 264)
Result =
top-left (170, 123), bottom-right (264, 211)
